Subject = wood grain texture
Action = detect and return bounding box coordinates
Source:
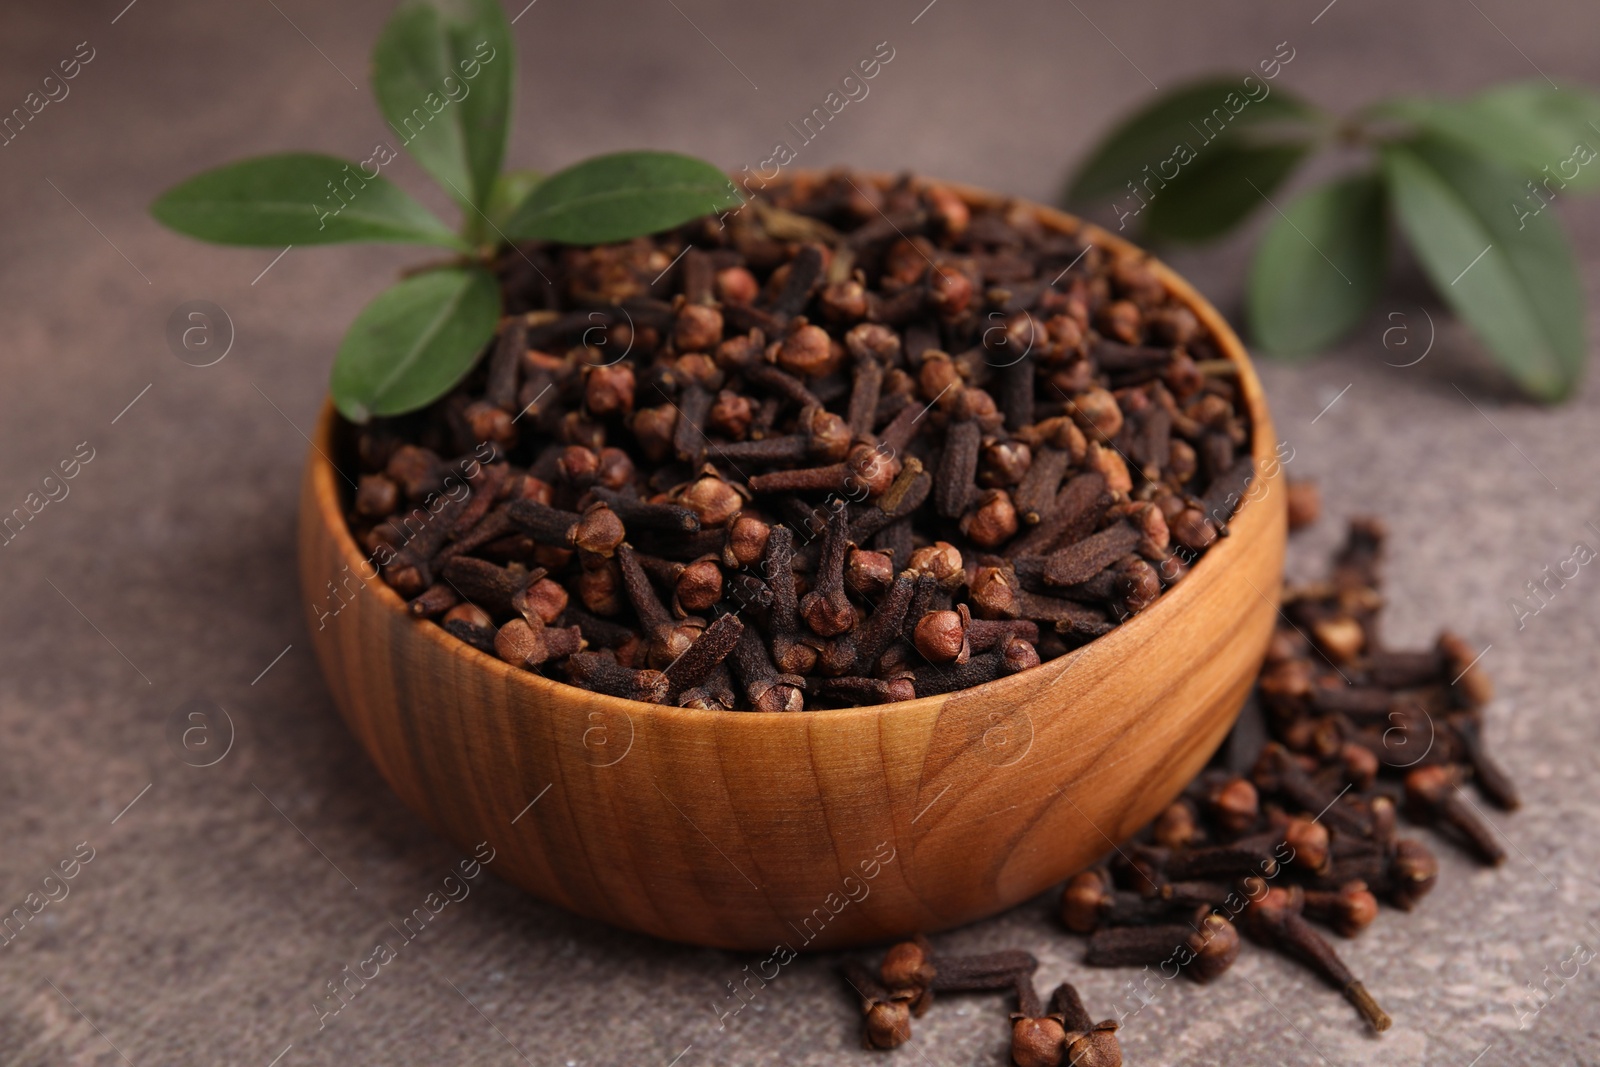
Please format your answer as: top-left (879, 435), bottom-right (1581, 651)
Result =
top-left (297, 180), bottom-right (1287, 951)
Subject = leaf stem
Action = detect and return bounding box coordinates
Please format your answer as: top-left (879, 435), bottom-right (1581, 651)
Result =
top-left (462, 210), bottom-right (491, 248)
top-left (400, 253), bottom-right (476, 278)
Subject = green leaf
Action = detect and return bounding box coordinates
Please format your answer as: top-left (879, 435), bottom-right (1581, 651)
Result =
top-left (150, 153), bottom-right (464, 248)
top-left (372, 0), bottom-right (514, 210)
top-left (1248, 172), bottom-right (1387, 357)
top-left (1064, 76), bottom-right (1321, 206)
top-left (1140, 142), bottom-right (1310, 241)
top-left (1373, 83), bottom-right (1600, 191)
top-left (504, 151), bottom-right (740, 244)
top-left (1383, 137), bottom-right (1586, 402)
top-left (486, 168), bottom-right (543, 231)
top-left (330, 267), bottom-right (501, 421)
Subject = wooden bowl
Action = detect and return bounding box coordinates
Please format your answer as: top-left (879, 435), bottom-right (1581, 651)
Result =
top-left (298, 179), bottom-right (1286, 951)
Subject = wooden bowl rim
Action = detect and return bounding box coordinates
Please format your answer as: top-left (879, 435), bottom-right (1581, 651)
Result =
top-left (306, 174), bottom-right (1278, 724)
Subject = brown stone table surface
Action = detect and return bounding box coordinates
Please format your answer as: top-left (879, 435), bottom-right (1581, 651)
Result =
top-left (2, 1), bottom-right (1598, 1063)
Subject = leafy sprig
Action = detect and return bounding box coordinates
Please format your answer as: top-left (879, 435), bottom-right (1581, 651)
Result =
top-left (1066, 79), bottom-right (1600, 402)
top-left (151, 0), bottom-right (741, 421)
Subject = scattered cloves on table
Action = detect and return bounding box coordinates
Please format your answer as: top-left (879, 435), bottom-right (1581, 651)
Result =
top-left (1010, 968), bottom-right (1123, 1067)
top-left (340, 172), bottom-right (1256, 709)
top-left (1050, 507), bottom-right (1518, 1039)
top-left (842, 935), bottom-right (1123, 1066)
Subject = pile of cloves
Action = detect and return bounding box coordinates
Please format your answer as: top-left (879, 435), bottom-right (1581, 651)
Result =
top-left (842, 936), bottom-right (1122, 1066)
top-left (1062, 511), bottom-right (1516, 1035)
top-left (342, 171), bottom-right (1256, 710)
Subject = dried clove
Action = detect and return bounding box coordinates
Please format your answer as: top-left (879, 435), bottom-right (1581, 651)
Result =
top-left (1447, 713), bottom-right (1520, 811)
top-left (441, 557), bottom-right (534, 620)
top-left (800, 505), bottom-right (857, 637)
top-left (617, 544), bottom-right (702, 668)
top-left (1302, 881), bottom-right (1379, 938)
top-left (661, 613), bottom-right (744, 697)
top-left (1241, 883), bottom-right (1391, 1033)
top-left (407, 582), bottom-right (459, 619)
top-left (1084, 909), bottom-right (1240, 983)
top-left (565, 653), bottom-right (669, 704)
top-left (1050, 981), bottom-right (1122, 1067)
top-left (589, 486), bottom-right (700, 533)
top-left (935, 418), bottom-right (982, 518)
top-left (1403, 764), bottom-right (1506, 865)
top-left (729, 623), bottom-right (804, 713)
top-left (1037, 523), bottom-right (1141, 587)
top-left (1008, 970), bottom-right (1065, 1067)
top-left (494, 617), bottom-right (585, 669)
top-left (841, 960), bottom-right (912, 1050)
top-left (761, 525), bottom-right (818, 675)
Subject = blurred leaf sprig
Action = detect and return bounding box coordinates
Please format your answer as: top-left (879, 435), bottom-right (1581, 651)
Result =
top-left (1065, 78), bottom-right (1600, 402)
top-left (151, 0), bottom-right (741, 422)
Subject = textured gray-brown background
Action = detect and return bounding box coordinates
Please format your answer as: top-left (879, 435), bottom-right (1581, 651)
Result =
top-left (2, 0), bottom-right (1598, 1064)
